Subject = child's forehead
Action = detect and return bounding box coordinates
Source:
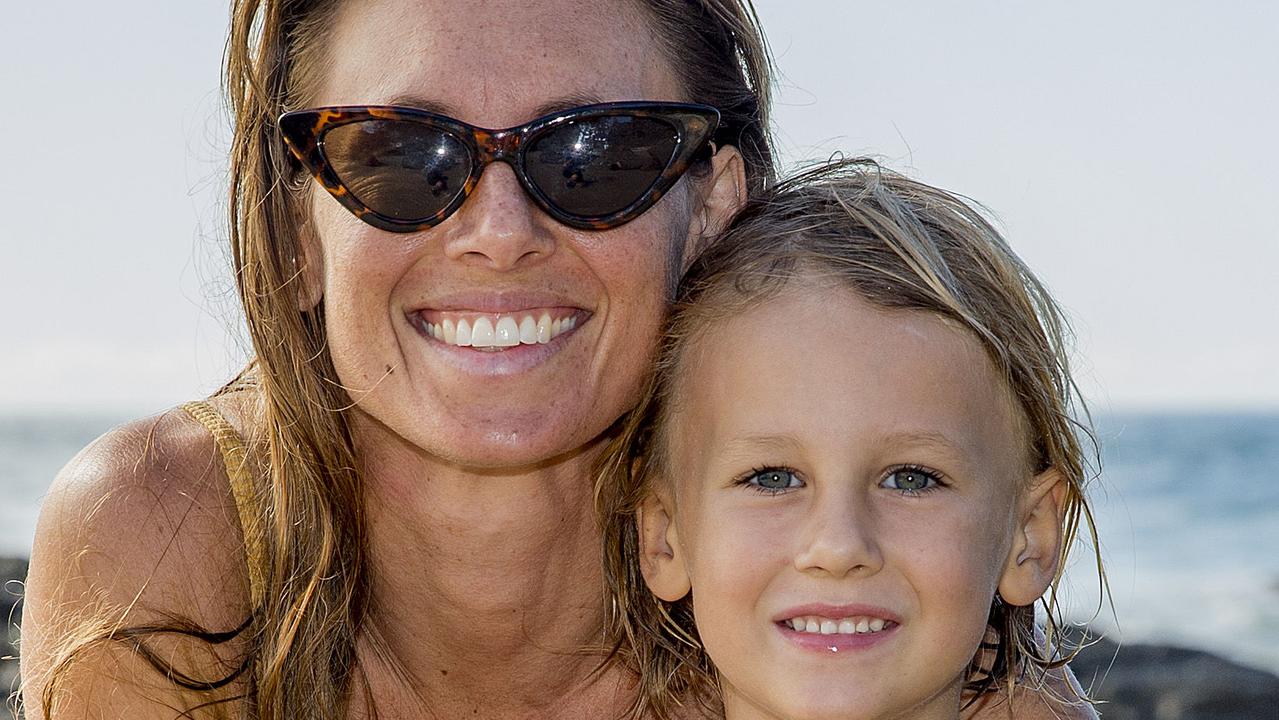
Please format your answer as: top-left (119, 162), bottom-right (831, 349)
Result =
top-left (664, 284), bottom-right (1032, 478)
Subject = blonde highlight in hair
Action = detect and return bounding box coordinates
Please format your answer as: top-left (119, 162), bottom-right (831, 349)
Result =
top-left (597, 157), bottom-right (1105, 719)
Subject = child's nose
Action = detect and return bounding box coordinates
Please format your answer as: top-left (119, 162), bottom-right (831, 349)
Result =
top-left (792, 491), bottom-right (883, 578)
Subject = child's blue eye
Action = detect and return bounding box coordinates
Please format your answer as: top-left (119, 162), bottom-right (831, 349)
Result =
top-left (740, 467), bottom-right (803, 494)
top-left (881, 466), bottom-right (942, 494)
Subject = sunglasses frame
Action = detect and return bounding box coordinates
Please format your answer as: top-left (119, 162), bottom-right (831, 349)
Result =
top-left (278, 101), bottom-right (721, 232)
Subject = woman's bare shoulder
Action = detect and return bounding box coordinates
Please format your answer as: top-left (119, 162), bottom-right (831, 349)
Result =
top-left (20, 396), bottom-right (257, 718)
top-left (27, 397), bottom-right (256, 623)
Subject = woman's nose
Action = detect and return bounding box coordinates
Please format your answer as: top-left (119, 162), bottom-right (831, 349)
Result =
top-left (792, 490), bottom-right (884, 579)
top-left (439, 163), bottom-right (556, 270)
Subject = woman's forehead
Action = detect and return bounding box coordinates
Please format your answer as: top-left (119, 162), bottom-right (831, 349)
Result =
top-left (314, 0), bottom-right (683, 125)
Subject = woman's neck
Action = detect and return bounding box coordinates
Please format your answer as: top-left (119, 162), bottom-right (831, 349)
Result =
top-left (349, 414), bottom-right (630, 719)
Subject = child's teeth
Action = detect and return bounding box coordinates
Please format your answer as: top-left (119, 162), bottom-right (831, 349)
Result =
top-left (786, 615), bottom-right (891, 635)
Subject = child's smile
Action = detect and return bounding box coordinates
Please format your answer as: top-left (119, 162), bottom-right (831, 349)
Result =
top-left (641, 280), bottom-right (1058, 720)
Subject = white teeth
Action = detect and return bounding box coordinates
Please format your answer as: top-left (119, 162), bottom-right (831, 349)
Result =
top-left (786, 615), bottom-right (891, 636)
top-left (494, 316), bottom-right (520, 347)
top-left (471, 317), bottom-right (496, 347)
top-left (518, 315), bottom-right (538, 344)
top-left (426, 312), bottom-right (580, 348)
top-left (536, 314), bottom-right (552, 344)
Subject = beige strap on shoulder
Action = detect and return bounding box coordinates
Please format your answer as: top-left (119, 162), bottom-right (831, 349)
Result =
top-left (181, 400), bottom-right (267, 609)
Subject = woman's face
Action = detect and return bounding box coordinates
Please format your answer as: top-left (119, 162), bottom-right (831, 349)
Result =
top-left (305, 0), bottom-right (736, 468)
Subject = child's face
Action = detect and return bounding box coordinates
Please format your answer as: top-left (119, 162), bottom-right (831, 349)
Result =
top-left (640, 282), bottom-right (1062, 720)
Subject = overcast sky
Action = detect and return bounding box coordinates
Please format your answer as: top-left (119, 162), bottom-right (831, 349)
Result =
top-left (2, 1), bottom-right (1276, 415)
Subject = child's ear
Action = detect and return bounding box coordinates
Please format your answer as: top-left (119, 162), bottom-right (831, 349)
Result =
top-left (636, 489), bottom-right (692, 602)
top-left (998, 467), bottom-right (1068, 606)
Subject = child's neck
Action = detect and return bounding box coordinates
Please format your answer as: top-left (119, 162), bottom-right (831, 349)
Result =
top-left (720, 681), bottom-right (963, 720)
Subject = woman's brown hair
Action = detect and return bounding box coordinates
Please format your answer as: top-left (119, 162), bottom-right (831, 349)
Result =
top-left (595, 157), bottom-right (1104, 720)
top-left (31, 1), bottom-right (776, 718)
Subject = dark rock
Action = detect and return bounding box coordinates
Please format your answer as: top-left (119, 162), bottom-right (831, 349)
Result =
top-left (1071, 635), bottom-right (1279, 720)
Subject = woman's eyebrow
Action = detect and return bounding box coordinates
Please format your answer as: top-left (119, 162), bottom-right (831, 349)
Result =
top-left (384, 93), bottom-right (458, 116)
top-left (532, 92), bottom-right (606, 118)
top-left (379, 92), bottom-right (606, 123)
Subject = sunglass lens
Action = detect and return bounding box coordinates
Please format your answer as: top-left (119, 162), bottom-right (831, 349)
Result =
top-left (323, 120), bottom-right (472, 222)
top-left (524, 116), bottom-right (679, 219)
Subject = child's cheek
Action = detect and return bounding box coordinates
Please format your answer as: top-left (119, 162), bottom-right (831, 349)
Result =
top-left (686, 496), bottom-right (796, 655)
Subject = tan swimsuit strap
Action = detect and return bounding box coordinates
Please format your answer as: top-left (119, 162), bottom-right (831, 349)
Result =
top-left (181, 400), bottom-right (267, 609)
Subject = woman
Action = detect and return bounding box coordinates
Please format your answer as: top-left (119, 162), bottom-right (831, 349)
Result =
top-left (19, 1), bottom-right (1094, 718)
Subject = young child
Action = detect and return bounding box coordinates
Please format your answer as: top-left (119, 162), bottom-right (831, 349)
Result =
top-left (596, 158), bottom-right (1099, 720)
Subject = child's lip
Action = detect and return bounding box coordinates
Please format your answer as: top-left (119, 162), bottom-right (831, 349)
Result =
top-left (772, 603), bottom-right (902, 626)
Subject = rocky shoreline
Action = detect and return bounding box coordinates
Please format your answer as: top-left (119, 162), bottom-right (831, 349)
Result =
top-left (3, 556), bottom-right (1278, 719)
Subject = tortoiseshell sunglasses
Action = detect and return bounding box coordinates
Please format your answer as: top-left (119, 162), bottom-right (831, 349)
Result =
top-left (278, 101), bottom-right (721, 232)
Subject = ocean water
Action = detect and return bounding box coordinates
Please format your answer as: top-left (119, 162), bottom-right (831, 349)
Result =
top-left (1, 411), bottom-right (1277, 674)
top-left (1058, 413), bottom-right (1279, 676)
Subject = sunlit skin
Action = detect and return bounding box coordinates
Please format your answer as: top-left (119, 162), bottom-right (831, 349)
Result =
top-left (640, 281), bottom-right (1065, 720)
top-left (20, 1), bottom-right (1096, 718)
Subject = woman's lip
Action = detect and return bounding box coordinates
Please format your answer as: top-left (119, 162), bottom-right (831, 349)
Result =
top-left (405, 318), bottom-right (579, 377)
top-left (412, 306), bottom-right (582, 324)
top-left (407, 290), bottom-right (588, 314)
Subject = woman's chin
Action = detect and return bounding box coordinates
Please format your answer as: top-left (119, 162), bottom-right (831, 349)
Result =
top-left (352, 399), bottom-right (615, 474)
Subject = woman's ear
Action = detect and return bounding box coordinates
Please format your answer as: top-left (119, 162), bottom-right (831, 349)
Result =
top-left (636, 489), bottom-right (692, 602)
top-left (682, 144), bottom-right (747, 269)
top-left (998, 467), bottom-right (1068, 606)
top-left (294, 218), bottom-right (325, 312)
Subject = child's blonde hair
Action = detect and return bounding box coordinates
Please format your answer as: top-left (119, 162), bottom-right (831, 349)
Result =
top-left (595, 157), bottom-right (1102, 720)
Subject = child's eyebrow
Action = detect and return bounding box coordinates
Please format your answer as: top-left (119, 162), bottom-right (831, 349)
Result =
top-left (722, 434), bottom-right (806, 454)
top-left (871, 430), bottom-right (966, 453)
top-left (723, 431), bottom-right (964, 454)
